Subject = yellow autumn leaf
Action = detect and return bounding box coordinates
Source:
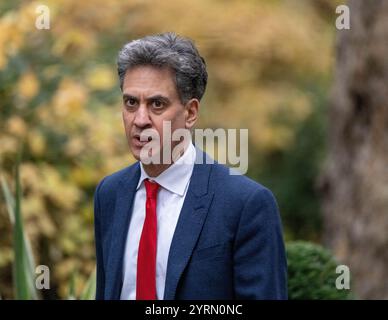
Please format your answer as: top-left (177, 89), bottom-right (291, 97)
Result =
top-left (0, 135), bottom-right (18, 158)
top-left (86, 65), bottom-right (116, 90)
top-left (0, 11), bottom-right (24, 56)
top-left (18, 70), bottom-right (40, 100)
top-left (52, 78), bottom-right (88, 116)
top-left (7, 116), bottom-right (28, 137)
top-left (18, 1), bottom-right (39, 33)
top-left (52, 29), bottom-right (96, 57)
top-left (65, 137), bottom-right (85, 157)
top-left (28, 129), bottom-right (47, 156)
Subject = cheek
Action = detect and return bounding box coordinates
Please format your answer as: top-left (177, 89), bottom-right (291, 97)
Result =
top-left (166, 117), bottom-right (185, 136)
top-left (171, 108), bottom-right (187, 127)
top-left (153, 123), bottom-right (165, 140)
top-left (179, 114), bottom-right (189, 130)
top-left (122, 111), bottom-right (132, 128)
top-left (149, 108), bottom-right (186, 138)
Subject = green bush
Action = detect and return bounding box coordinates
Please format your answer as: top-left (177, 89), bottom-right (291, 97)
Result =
top-left (286, 241), bottom-right (353, 299)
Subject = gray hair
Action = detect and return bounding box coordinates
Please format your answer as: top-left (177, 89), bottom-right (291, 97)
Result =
top-left (117, 32), bottom-right (208, 104)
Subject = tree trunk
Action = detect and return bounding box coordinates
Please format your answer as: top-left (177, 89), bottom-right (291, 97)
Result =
top-left (320, 0), bottom-right (388, 299)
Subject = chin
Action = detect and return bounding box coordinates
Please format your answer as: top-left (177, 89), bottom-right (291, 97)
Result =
top-left (129, 145), bottom-right (141, 161)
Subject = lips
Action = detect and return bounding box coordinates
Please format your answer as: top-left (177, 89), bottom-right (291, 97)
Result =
top-left (132, 134), bottom-right (152, 147)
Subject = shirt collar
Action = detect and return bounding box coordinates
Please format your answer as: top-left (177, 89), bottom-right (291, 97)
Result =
top-left (136, 142), bottom-right (196, 196)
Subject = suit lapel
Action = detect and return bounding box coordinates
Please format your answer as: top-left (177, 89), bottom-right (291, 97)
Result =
top-left (164, 149), bottom-right (214, 300)
top-left (105, 163), bottom-right (140, 299)
top-left (105, 148), bottom-right (215, 300)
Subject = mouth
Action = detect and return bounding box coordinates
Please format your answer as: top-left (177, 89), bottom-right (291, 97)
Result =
top-left (132, 134), bottom-right (152, 147)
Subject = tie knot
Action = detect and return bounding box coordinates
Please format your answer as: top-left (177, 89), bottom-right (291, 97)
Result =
top-left (144, 179), bottom-right (160, 199)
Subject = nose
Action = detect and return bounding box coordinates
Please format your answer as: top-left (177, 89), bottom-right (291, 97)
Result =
top-left (133, 104), bottom-right (152, 129)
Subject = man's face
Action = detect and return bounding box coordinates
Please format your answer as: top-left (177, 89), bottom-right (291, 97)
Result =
top-left (122, 65), bottom-right (195, 162)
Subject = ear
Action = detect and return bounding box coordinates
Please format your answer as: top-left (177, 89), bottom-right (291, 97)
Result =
top-left (184, 98), bottom-right (200, 130)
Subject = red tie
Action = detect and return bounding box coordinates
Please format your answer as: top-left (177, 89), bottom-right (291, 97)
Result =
top-left (136, 179), bottom-right (160, 300)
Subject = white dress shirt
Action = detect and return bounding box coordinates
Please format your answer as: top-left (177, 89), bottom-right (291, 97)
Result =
top-left (120, 142), bottom-right (196, 300)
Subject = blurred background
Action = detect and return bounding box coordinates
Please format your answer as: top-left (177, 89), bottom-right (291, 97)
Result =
top-left (1, 0), bottom-right (387, 299)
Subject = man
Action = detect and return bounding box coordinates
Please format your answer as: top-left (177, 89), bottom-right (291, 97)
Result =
top-left (94, 32), bottom-right (287, 300)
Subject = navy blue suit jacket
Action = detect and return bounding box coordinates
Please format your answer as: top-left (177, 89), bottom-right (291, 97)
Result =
top-left (94, 148), bottom-right (287, 299)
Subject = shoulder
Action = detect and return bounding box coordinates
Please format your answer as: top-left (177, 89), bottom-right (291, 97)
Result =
top-left (95, 162), bottom-right (140, 198)
top-left (209, 162), bottom-right (277, 209)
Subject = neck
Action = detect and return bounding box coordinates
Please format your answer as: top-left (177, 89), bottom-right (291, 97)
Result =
top-left (143, 162), bottom-right (172, 177)
top-left (142, 142), bottom-right (190, 177)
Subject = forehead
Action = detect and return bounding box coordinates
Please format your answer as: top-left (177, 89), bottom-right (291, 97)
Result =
top-left (122, 65), bottom-right (178, 97)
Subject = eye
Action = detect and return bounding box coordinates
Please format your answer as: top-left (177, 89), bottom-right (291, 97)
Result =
top-left (151, 99), bottom-right (164, 109)
top-left (125, 97), bottom-right (137, 107)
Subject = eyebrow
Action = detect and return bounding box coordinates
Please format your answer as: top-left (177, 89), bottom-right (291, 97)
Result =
top-left (122, 93), bottom-right (171, 104)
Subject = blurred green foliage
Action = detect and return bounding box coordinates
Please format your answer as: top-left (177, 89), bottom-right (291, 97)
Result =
top-left (1, 156), bottom-right (38, 299)
top-left (287, 241), bottom-right (353, 300)
top-left (1, 0), bottom-right (342, 298)
top-left (253, 86), bottom-right (328, 241)
top-left (1, 164), bottom-right (96, 299)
